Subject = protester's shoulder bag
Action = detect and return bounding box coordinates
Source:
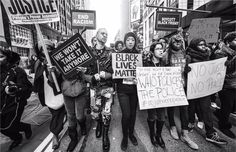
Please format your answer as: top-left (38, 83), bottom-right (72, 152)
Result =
top-left (43, 72), bottom-right (64, 110)
top-left (61, 74), bottom-right (86, 97)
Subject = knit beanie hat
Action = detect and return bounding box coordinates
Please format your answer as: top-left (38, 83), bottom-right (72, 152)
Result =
top-left (124, 32), bottom-right (137, 47)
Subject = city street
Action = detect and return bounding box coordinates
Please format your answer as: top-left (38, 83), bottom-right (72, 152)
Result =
top-left (1, 93), bottom-right (236, 152)
top-left (57, 94), bottom-right (236, 152)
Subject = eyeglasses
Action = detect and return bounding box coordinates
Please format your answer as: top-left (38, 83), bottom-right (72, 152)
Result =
top-left (198, 43), bottom-right (206, 46)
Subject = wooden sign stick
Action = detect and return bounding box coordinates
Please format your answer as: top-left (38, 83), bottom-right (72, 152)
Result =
top-left (35, 24), bottom-right (60, 92)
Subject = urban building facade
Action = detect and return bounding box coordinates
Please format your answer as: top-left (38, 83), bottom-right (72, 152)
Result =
top-left (132, 0), bottom-right (235, 51)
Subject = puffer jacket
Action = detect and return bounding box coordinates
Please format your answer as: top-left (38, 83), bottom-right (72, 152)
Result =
top-left (214, 45), bottom-right (236, 89)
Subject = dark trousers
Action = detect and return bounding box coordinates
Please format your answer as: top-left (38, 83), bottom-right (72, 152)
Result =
top-left (189, 96), bottom-right (215, 135)
top-left (218, 89), bottom-right (236, 129)
top-left (48, 106), bottom-right (66, 136)
top-left (118, 93), bottom-right (138, 137)
top-left (1, 103), bottom-right (29, 141)
top-left (188, 100), bottom-right (203, 123)
top-left (167, 106), bottom-right (189, 130)
top-left (147, 108), bottom-right (165, 122)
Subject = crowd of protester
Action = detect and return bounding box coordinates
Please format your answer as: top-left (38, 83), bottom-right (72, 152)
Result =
top-left (1, 28), bottom-right (235, 152)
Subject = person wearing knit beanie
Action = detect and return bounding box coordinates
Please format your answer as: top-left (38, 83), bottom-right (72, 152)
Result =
top-left (123, 32), bottom-right (137, 51)
top-left (117, 32), bottom-right (139, 151)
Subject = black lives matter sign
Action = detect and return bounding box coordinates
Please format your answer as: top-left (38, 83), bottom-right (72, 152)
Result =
top-left (112, 53), bottom-right (143, 79)
top-left (51, 33), bottom-right (95, 78)
top-left (155, 11), bottom-right (182, 31)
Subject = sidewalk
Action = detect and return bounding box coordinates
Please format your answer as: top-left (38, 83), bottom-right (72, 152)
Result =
top-left (0, 92), bottom-right (51, 147)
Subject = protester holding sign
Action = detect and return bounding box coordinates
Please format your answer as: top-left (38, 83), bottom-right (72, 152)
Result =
top-left (87, 28), bottom-right (114, 152)
top-left (214, 31), bottom-right (236, 139)
top-left (143, 42), bottom-right (168, 148)
top-left (34, 40), bottom-right (65, 150)
top-left (166, 34), bottom-right (198, 150)
top-left (186, 38), bottom-right (227, 145)
top-left (115, 32), bottom-right (140, 151)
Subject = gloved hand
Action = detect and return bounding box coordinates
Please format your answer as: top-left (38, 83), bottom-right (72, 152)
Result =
top-left (93, 73), bottom-right (101, 81)
top-left (184, 65), bottom-right (192, 73)
top-left (99, 71), bottom-right (106, 79)
top-left (224, 60), bottom-right (230, 66)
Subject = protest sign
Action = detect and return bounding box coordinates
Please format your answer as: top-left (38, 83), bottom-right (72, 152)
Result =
top-left (50, 32), bottom-right (95, 79)
top-left (112, 53), bottom-right (142, 79)
top-left (136, 67), bottom-right (188, 110)
top-left (187, 57), bottom-right (227, 99)
top-left (155, 11), bottom-right (182, 31)
top-left (71, 10), bottom-right (96, 29)
top-left (188, 18), bottom-right (221, 43)
top-left (1, 0), bottom-right (60, 24)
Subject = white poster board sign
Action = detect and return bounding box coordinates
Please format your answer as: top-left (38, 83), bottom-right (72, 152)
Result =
top-left (136, 67), bottom-right (188, 110)
top-left (187, 57), bottom-right (227, 99)
top-left (112, 53), bottom-right (142, 79)
top-left (188, 18), bottom-right (221, 43)
top-left (1, 0), bottom-right (60, 24)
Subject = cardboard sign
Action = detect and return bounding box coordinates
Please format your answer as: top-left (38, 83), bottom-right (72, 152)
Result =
top-left (71, 10), bottom-right (96, 29)
top-left (155, 11), bottom-right (182, 31)
top-left (187, 57), bottom-right (227, 99)
top-left (136, 67), bottom-right (188, 110)
top-left (112, 53), bottom-right (142, 79)
top-left (1, 0), bottom-right (59, 24)
top-left (188, 18), bottom-right (221, 43)
top-left (50, 33), bottom-right (95, 79)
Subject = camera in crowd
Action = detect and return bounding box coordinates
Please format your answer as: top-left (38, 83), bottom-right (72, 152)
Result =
top-left (5, 84), bottom-right (19, 96)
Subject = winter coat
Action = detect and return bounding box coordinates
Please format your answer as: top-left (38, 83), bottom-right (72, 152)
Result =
top-left (87, 46), bottom-right (114, 88)
top-left (214, 45), bottom-right (236, 89)
top-left (1, 66), bottom-right (32, 114)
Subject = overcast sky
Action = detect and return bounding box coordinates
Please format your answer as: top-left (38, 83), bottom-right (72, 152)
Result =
top-left (90, 0), bottom-right (121, 44)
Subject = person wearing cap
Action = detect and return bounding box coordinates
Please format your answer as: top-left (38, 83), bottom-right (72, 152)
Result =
top-left (114, 32), bottom-right (139, 151)
top-left (214, 31), bottom-right (236, 139)
top-left (143, 42), bottom-right (168, 149)
top-left (0, 49), bottom-right (32, 150)
top-left (87, 28), bottom-right (114, 152)
top-left (34, 40), bottom-right (66, 150)
top-left (166, 34), bottom-right (198, 150)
